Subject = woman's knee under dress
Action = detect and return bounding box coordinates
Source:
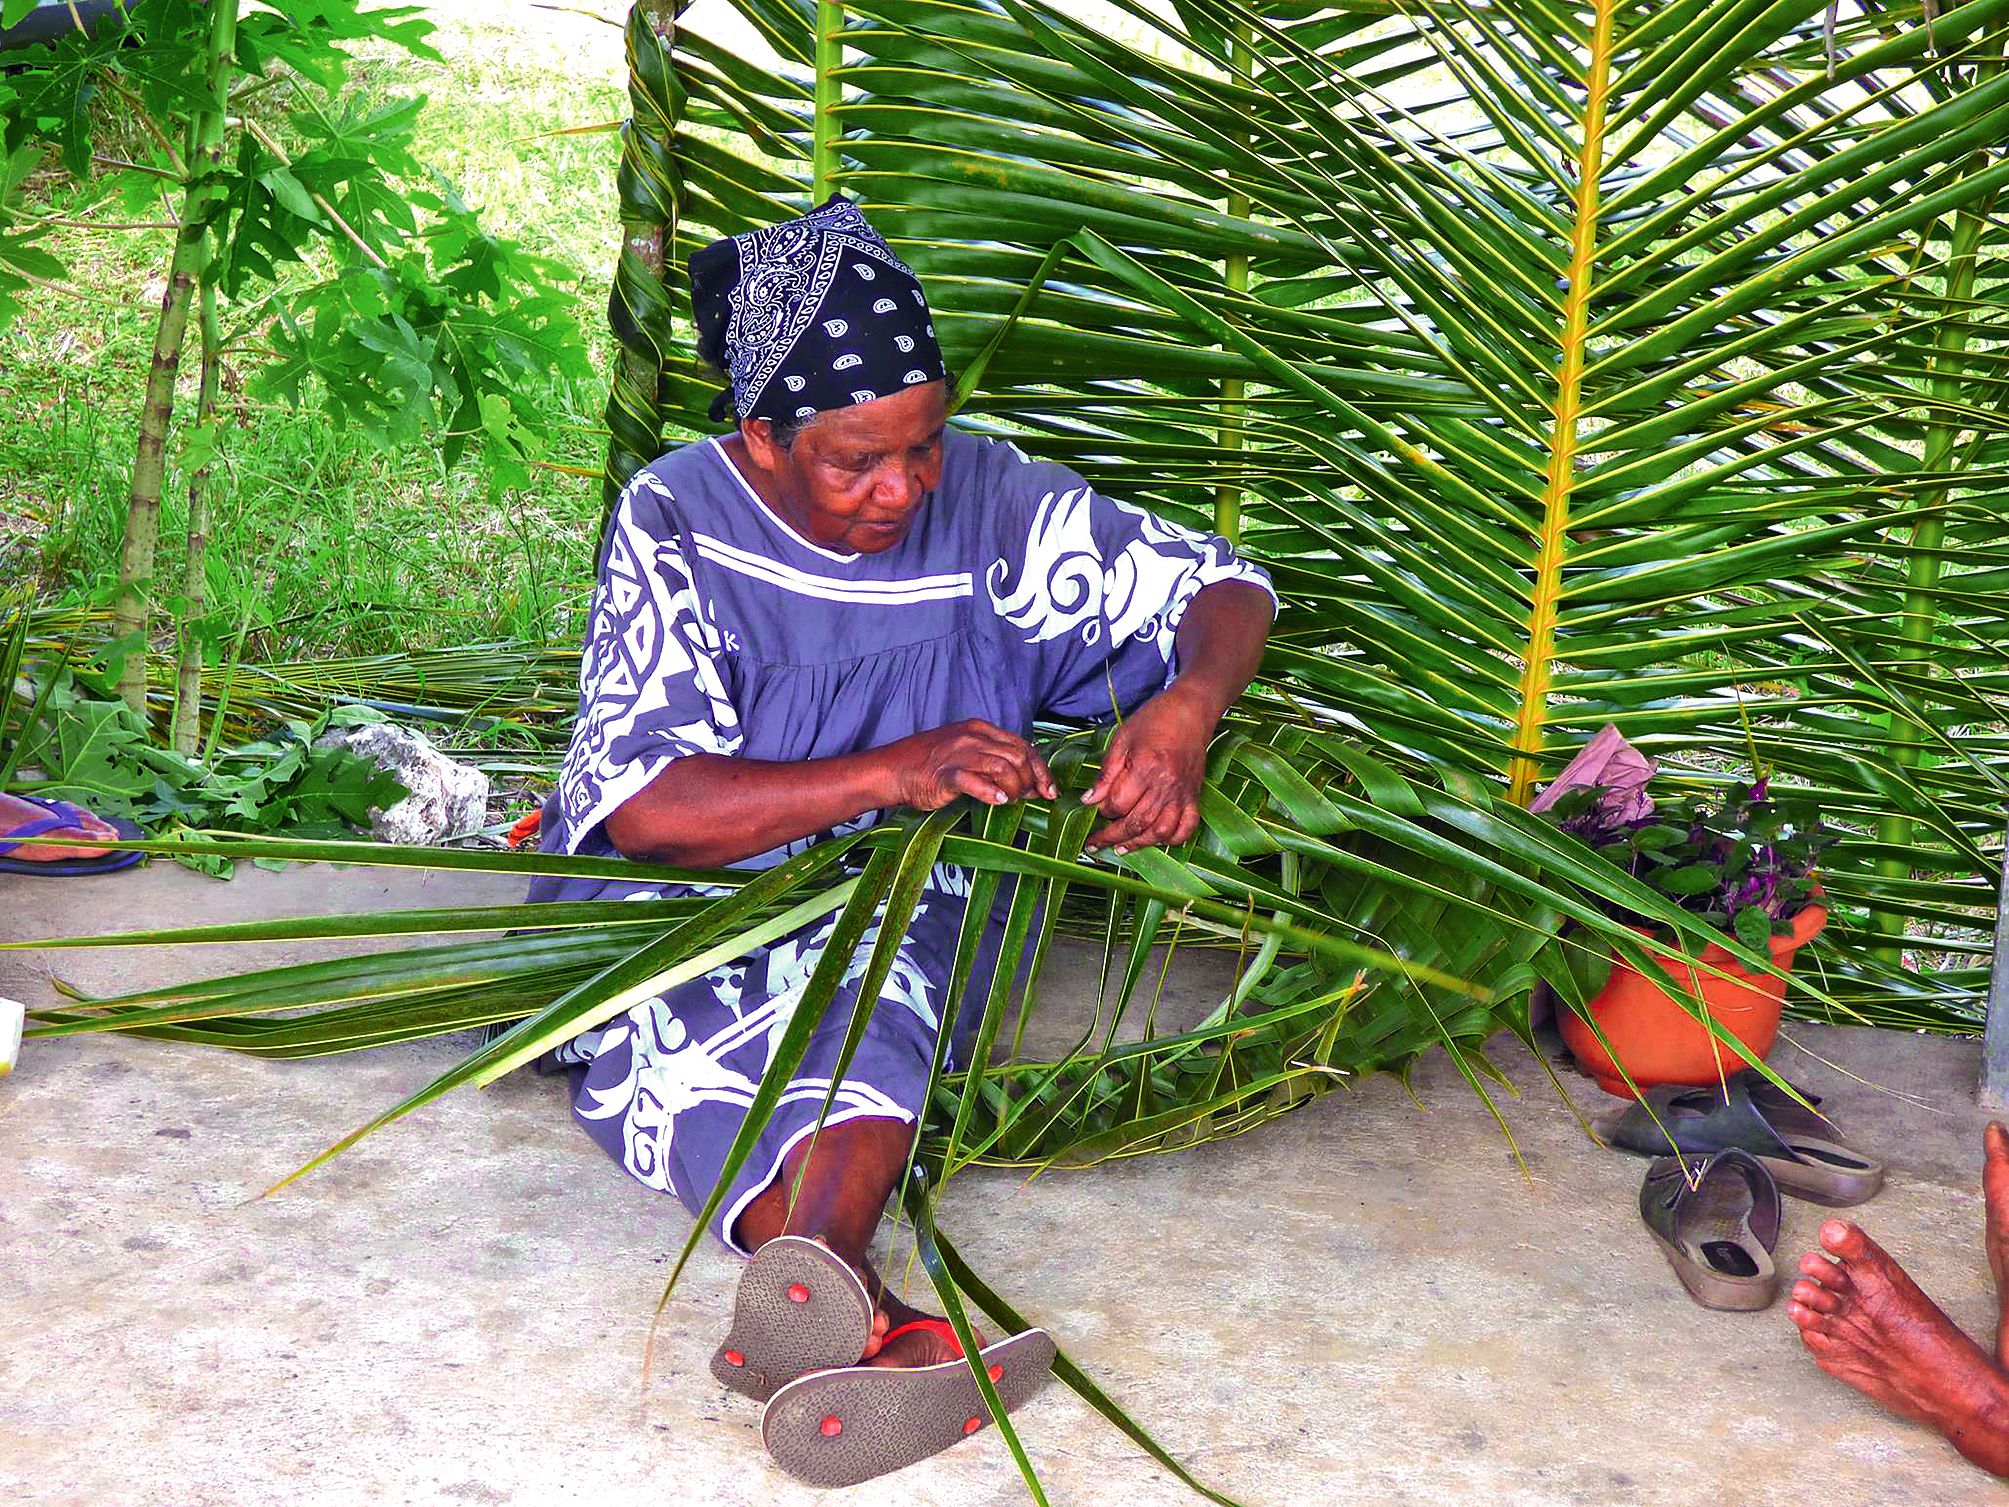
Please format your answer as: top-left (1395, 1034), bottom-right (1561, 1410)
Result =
top-left (564, 878), bottom-right (1007, 1252)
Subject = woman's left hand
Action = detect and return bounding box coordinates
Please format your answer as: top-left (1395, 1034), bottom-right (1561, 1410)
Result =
top-left (1081, 682), bottom-right (1218, 854)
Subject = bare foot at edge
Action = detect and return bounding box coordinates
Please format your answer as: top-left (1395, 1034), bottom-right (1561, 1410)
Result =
top-left (1788, 1219), bottom-right (2009, 1476)
top-left (1983, 1123), bottom-right (2009, 1365)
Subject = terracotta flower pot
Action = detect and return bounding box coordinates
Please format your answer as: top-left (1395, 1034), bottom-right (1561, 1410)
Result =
top-left (1557, 899), bottom-right (1828, 1099)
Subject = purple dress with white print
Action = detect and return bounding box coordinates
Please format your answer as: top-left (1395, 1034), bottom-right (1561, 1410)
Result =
top-left (530, 426), bottom-right (1274, 1251)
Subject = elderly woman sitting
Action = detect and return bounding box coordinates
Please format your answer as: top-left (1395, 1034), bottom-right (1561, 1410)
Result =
top-left (530, 196), bottom-right (1274, 1485)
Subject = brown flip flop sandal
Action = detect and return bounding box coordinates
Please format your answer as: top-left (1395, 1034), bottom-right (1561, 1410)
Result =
top-left (1612, 1071), bottom-right (1885, 1207)
top-left (711, 1235), bottom-right (874, 1402)
top-left (761, 1325), bottom-right (1057, 1488)
top-left (1639, 1149), bottom-right (1782, 1311)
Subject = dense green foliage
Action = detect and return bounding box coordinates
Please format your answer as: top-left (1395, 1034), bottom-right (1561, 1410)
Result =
top-left (0, 0), bottom-right (593, 737)
top-left (8, 662), bottom-right (407, 873)
top-left (3, 8), bottom-right (619, 667)
top-left (0, 0), bottom-right (587, 472)
top-left (632, 0), bottom-right (2006, 1019)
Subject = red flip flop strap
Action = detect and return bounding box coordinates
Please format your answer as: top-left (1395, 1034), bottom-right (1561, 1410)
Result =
top-left (879, 1318), bottom-right (969, 1359)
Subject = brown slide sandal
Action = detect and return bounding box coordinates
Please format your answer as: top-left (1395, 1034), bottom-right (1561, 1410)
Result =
top-left (711, 1235), bottom-right (874, 1402)
top-left (761, 1327), bottom-right (1057, 1487)
top-left (1639, 1149), bottom-right (1782, 1310)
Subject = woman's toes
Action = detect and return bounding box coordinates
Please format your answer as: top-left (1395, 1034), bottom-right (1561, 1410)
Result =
top-left (866, 1326), bottom-right (955, 1369)
top-left (1821, 1219), bottom-right (1871, 1262)
top-left (1792, 1278), bottom-right (1840, 1314)
top-left (860, 1308), bottom-right (890, 1359)
top-left (1788, 1296), bottom-right (1833, 1330)
top-left (1799, 1250), bottom-right (1847, 1285)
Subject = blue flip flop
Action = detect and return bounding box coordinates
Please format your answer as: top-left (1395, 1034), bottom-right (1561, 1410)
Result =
top-left (0, 796), bottom-right (146, 877)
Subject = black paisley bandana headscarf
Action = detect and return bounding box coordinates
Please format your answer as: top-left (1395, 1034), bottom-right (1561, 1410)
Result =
top-left (690, 194), bottom-right (948, 426)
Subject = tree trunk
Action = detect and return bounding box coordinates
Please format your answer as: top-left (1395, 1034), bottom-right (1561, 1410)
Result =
top-left (113, 254), bottom-right (197, 716)
top-left (111, 0), bottom-right (240, 717)
top-left (171, 280), bottom-right (221, 757)
top-left (601, 1), bottom-right (686, 524)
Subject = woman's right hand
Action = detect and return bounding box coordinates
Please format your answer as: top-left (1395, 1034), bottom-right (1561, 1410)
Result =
top-left (883, 719), bottom-right (1058, 811)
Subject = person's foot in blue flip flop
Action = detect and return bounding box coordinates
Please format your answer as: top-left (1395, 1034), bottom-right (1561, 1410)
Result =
top-left (0, 793), bottom-right (141, 875)
top-left (1787, 1123), bottom-right (2009, 1477)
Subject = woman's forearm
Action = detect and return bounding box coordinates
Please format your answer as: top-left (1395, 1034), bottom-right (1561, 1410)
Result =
top-left (599, 581), bottom-right (1270, 869)
top-left (604, 717), bottom-right (1054, 868)
top-left (1165, 580), bottom-right (1274, 723)
top-left (604, 749), bottom-right (895, 868)
top-left (1076, 579), bottom-right (1274, 852)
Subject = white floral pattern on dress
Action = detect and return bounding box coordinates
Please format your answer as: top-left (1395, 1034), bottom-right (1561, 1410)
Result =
top-left (556, 472), bottom-right (742, 854)
top-left (988, 483), bottom-right (1273, 661)
top-left (576, 901), bottom-right (940, 1198)
top-left (761, 902), bottom-right (941, 1035)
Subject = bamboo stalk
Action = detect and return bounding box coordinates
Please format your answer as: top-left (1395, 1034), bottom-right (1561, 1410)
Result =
top-left (171, 281), bottom-right (222, 758)
top-left (110, 0), bottom-right (238, 717)
top-left (1869, 164), bottom-right (1999, 961)
top-left (1214, 17), bottom-right (1252, 545)
top-left (600, 1), bottom-right (686, 524)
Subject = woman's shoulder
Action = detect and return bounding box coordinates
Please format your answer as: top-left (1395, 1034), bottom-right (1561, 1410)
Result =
top-left (941, 426), bottom-right (1089, 527)
top-left (609, 438), bottom-right (740, 534)
top-left (945, 424), bottom-right (1064, 484)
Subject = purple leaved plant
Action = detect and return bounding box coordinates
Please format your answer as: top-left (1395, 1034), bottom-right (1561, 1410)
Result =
top-left (1534, 731), bottom-right (1834, 952)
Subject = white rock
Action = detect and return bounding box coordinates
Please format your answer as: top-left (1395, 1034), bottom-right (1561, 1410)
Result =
top-left (323, 723), bottom-right (490, 845)
top-left (1, 997), bottom-right (21, 1077)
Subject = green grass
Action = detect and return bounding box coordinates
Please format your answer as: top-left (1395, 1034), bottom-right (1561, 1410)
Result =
top-left (0, 2), bottom-right (631, 665)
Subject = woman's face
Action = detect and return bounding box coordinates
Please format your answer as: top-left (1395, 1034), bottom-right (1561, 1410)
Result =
top-left (745, 381), bottom-right (949, 554)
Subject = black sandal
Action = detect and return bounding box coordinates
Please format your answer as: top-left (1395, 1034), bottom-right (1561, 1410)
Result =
top-left (762, 1327), bottom-right (1056, 1487)
top-left (1611, 1070), bottom-right (1884, 1207)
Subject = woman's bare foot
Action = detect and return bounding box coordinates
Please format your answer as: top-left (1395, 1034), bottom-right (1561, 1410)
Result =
top-left (0, 793), bottom-right (118, 862)
top-left (731, 1118), bottom-right (969, 1373)
top-left (1788, 1219), bottom-right (2009, 1476)
top-left (858, 1285), bottom-right (967, 1369)
top-left (1983, 1123), bottom-right (2009, 1365)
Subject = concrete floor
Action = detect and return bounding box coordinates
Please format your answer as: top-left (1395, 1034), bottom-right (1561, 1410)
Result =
top-left (2, 860), bottom-right (2004, 1506)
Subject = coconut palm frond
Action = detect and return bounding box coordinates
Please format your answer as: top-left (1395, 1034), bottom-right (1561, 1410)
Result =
top-left (654, 0), bottom-right (2009, 1015)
